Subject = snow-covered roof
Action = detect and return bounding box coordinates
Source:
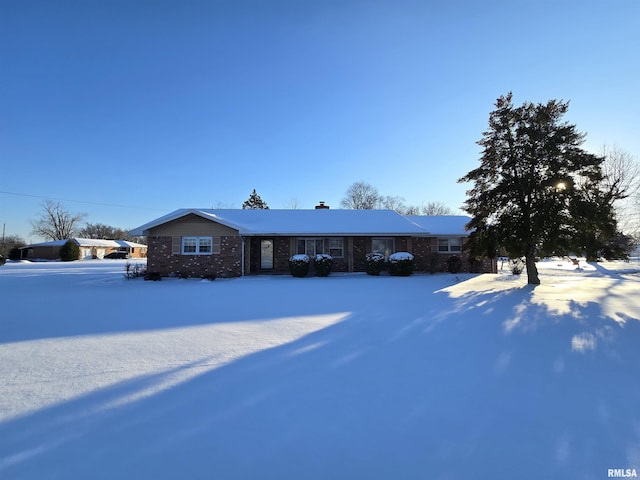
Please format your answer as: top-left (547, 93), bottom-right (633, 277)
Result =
top-left (26, 238), bottom-right (147, 248)
top-left (130, 209), bottom-right (472, 237)
top-left (405, 215), bottom-right (471, 236)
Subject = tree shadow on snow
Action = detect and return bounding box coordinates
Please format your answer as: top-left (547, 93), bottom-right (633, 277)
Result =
top-left (1, 273), bottom-right (640, 480)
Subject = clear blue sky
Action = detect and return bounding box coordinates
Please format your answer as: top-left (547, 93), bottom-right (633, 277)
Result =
top-left (1, 0), bottom-right (639, 242)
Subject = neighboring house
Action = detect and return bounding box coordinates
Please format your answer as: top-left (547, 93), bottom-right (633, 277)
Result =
top-left (20, 238), bottom-right (148, 260)
top-left (129, 207), bottom-right (495, 278)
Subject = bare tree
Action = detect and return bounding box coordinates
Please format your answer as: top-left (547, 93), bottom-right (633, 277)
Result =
top-left (78, 223), bottom-right (132, 240)
top-left (211, 201), bottom-right (235, 209)
top-left (420, 201), bottom-right (454, 216)
top-left (600, 146), bottom-right (640, 237)
top-left (340, 181), bottom-right (382, 209)
top-left (402, 204), bottom-right (422, 215)
top-left (379, 195), bottom-right (407, 213)
top-left (30, 201), bottom-right (87, 241)
top-left (600, 145), bottom-right (639, 201)
top-left (1, 234), bottom-right (26, 257)
top-left (282, 197), bottom-right (303, 209)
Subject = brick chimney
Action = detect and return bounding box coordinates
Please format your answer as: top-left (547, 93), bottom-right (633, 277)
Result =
top-left (315, 201), bottom-right (330, 209)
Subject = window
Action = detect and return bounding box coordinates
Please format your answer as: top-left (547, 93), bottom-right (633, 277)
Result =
top-left (328, 238), bottom-right (344, 258)
top-left (183, 237), bottom-right (197, 254)
top-left (199, 237), bottom-right (212, 253)
top-left (297, 238), bottom-right (324, 256)
top-left (438, 238), bottom-right (462, 253)
top-left (181, 236), bottom-right (219, 255)
top-left (372, 238), bottom-right (394, 259)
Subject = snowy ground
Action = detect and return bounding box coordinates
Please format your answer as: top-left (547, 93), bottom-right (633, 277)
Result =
top-left (1, 258), bottom-right (640, 480)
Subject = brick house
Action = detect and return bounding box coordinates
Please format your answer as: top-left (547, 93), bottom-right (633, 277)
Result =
top-left (20, 238), bottom-right (148, 260)
top-left (129, 208), bottom-right (495, 278)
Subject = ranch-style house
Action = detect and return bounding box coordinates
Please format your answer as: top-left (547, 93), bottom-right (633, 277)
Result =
top-left (129, 206), bottom-right (495, 278)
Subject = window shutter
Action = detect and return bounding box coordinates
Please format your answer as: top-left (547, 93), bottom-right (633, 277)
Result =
top-left (212, 237), bottom-right (221, 254)
top-left (172, 236), bottom-right (181, 255)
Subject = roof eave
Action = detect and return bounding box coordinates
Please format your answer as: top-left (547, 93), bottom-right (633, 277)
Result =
top-left (240, 231), bottom-right (432, 237)
top-left (128, 208), bottom-right (244, 236)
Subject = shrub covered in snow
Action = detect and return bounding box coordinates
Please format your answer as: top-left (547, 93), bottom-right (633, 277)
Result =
top-left (388, 252), bottom-right (414, 276)
top-left (60, 240), bottom-right (79, 262)
top-left (510, 258), bottom-right (525, 275)
top-left (447, 255), bottom-right (463, 274)
top-left (288, 254), bottom-right (310, 277)
top-left (365, 252), bottom-right (385, 275)
top-left (314, 254), bottom-right (333, 277)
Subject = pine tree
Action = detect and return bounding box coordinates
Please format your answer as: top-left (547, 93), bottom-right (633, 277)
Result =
top-left (242, 189), bottom-right (269, 209)
top-left (59, 240), bottom-right (80, 262)
top-left (459, 93), bottom-right (615, 284)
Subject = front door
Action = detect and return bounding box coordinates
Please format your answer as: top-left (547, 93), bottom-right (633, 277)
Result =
top-left (260, 239), bottom-right (274, 270)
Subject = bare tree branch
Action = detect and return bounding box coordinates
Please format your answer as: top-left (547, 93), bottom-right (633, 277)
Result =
top-left (30, 201), bottom-right (87, 241)
top-left (340, 182), bottom-right (382, 209)
top-left (420, 201), bottom-right (454, 216)
top-left (600, 145), bottom-right (640, 201)
top-left (282, 197), bottom-right (303, 209)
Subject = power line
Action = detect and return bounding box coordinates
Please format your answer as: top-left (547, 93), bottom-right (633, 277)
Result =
top-left (0, 190), bottom-right (167, 212)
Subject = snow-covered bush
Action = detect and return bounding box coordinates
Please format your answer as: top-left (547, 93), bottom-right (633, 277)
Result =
top-left (288, 254), bottom-right (310, 277)
top-left (388, 252), bottom-right (414, 276)
top-left (59, 240), bottom-right (79, 262)
top-left (365, 252), bottom-right (385, 275)
top-left (314, 253), bottom-right (333, 277)
top-left (510, 258), bottom-right (525, 275)
top-left (447, 255), bottom-right (463, 274)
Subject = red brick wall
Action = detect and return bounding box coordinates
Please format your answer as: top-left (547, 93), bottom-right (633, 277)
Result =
top-left (147, 235), bottom-right (243, 278)
top-left (147, 235), bottom-right (496, 277)
top-left (273, 238), bottom-right (292, 272)
top-left (351, 237), bottom-right (368, 272)
top-left (411, 237), bottom-right (433, 271)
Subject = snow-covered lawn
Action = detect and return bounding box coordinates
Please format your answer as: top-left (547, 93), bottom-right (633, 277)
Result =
top-left (1, 259), bottom-right (640, 479)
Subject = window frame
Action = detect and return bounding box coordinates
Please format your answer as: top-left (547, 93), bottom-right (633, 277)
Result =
top-left (181, 236), bottom-right (219, 255)
top-left (328, 238), bottom-right (344, 258)
top-left (296, 238), bottom-right (325, 257)
top-left (437, 237), bottom-right (463, 253)
top-left (371, 237), bottom-right (395, 259)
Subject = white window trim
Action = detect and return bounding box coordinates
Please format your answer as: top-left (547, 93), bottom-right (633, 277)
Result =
top-left (181, 236), bottom-right (219, 255)
top-left (437, 237), bottom-right (463, 253)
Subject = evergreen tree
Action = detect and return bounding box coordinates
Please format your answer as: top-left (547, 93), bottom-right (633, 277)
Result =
top-left (59, 239), bottom-right (80, 261)
top-left (459, 93), bottom-right (616, 284)
top-left (242, 189), bottom-right (269, 209)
